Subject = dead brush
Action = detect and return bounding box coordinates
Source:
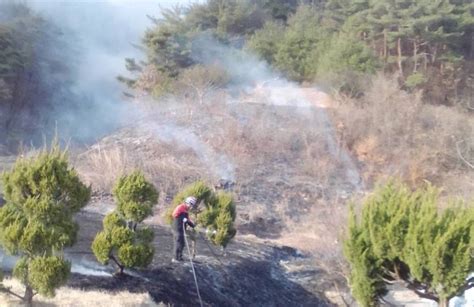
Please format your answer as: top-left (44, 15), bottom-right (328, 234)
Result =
top-left (300, 131), bottom-right (339, 179)
top-left (0, 277), bottom-right (161, 307)
top-left (143, 154), bottom-right (204, 204)
top-left (278, 201), bottom-right (354, 307)
top-left (76, 144), bottom-right (133, 192)
top-left (277, 198), bottom-right (351, 296)
top-left (331, 73), bottom-right (474, 196)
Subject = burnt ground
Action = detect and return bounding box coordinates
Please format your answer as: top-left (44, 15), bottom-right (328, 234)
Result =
top-left (0, 89), bottom-right (354, 305)
top-left (66, 210), bottom-right (333, 307)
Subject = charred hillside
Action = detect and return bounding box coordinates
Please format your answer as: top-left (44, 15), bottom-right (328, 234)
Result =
top-left (66, 210), bottom-right (332, 307)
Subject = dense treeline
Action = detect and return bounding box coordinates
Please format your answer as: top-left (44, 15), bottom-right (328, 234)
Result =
top-left (251, 0), bottom-right (473, 94)
top-left (0, 3), bottom-right (74, 143)
top-left (125, 0), bottom-right (473, 105)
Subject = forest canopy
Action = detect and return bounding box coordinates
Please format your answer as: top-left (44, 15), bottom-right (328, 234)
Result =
top-left (120, 0), bottom-right (473, 104)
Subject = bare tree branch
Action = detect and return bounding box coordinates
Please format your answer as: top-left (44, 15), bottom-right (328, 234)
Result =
top-left (110, 255), bottom-right (124, 273)
top-left (381, 277), bottom-right (398, 285)
top-left (467, 99), bottom-right (474, 111)
top-left (0, 286), bottom-right (24, 301)
top-left (456, 140), bottom-right (474, 169)
top-left (405, 281), bottom-right (440, 302)
top-left (455, 277), bottom-right (474, 297)
top-left (333, 282), bottom-right (352, 307)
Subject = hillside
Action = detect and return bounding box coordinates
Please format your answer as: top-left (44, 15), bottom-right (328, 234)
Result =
top-left (0, 208), bottom-right (333, 306)
top-left (0, 1), bottom-right (473, 306)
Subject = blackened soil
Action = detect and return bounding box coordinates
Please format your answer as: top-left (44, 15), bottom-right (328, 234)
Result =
top-left (66, 211), bottom-right (331, 306)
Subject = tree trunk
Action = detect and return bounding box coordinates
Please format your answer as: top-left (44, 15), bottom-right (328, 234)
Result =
top-left (439, 297), bottom-right (448, 307)
top-left (393, 263), bottom-right (401, 279)
top-left (413, 40), bottom-right (418, 73)
top-left (432, 45), bottom-right (438, 64)
top-left (470, 32), bottom-right (474, 59)
top-left (24, 285), bottom-right (34, 307)
top-left (397, 37), bottom-right (403, 76)
top-left (5, 74), bottom-right (22, 131)
top-left (198, 92), bottom-right (204, 105)
top-left (0, 287), bottom-right (24, 301)
top-left (383, 29), bottom-right (387, 60)
top-left (110, 255), bottom-right (124, 275)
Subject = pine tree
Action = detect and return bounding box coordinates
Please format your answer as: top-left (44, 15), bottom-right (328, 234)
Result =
top-left (324, 0), bottom-right (369, 32)
top-left (274, 4), bottom-right (326, 80)
top-left (457, 1), bottom-right (474, 59)
top-left (142, 6), bottom-right (194, 79)
top-left (166, 181), bottom-right (237, 250)
top-left (315, 30), bottom-right (378, 95)
top-left (258, 0), bottom-right (299, 23)
top-left (0, 2), bottom-right (74, 134)
top-left (0, 145), bottom-right (91, 304)
top-left (92, 171), bottom-right (158, 274)
top-left (343, 205), bottom-right (384, 307)
top-left (214, 0), bottom-right (264, 37)
top-left (402, 185), bottom-right (439, 285)
top-left (428, 207), bottom-right (474, 307)
top-left (361, 182), bottom-right (417, 277)
top-left (198, 191), bottom-right (237, 249)
top-left (0, 25), bottom-right (25, 102)
top-left (165, 180), bottom-right (213, 224)
top-left (344, 181), bottom-right (474, 306)
top-left (246, 20), bottom-right (286, 64)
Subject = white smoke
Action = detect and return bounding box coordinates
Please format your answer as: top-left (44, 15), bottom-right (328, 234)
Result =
top-left (22, 0), bottom-right (177, 142)
top-left (19, 0), bottom-right (359, 188)
top-left (189, 35), bottom-right (363, 189)
top-left (24, 0), bottom-right (236, 181)
top-left (140, 120), bottom-right (235, 181)
top-left (191, 35), bottom-right (317, 108)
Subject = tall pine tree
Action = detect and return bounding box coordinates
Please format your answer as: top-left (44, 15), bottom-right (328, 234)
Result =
top-left (0, 145), bottom-right (90, 304)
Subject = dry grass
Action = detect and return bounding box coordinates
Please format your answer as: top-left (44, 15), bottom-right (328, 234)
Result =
top-left (74, 131), bottom-right (204, 198)
top-left (76, 145), bottom-right (132, 191)
top-left (331, 73), bottom-right (474, 198)
top-left (74, 88), bottom-right (347, 229)
top-left (278, 200), bottom-right (349, 263)
top-left (275, 199), bottom-right (353, 305)
top-left (1, 84), bottom-right (366, 304)
top-left (0, 278), bottom-right (160, 307)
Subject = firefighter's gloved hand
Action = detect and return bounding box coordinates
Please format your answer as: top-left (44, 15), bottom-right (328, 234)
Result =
top-left (183, 218), bottom-right (188, 223)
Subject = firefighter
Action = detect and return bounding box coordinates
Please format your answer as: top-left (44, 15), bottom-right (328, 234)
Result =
top-left (172, 196), bottom-right (197, 262)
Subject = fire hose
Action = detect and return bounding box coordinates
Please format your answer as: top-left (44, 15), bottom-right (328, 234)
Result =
top-left (183, 222), bottom-right (204, 307)
top-left (197, 231), bottom-right (227, 268)
top-left (196, 229), bottom-right (233, 281)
